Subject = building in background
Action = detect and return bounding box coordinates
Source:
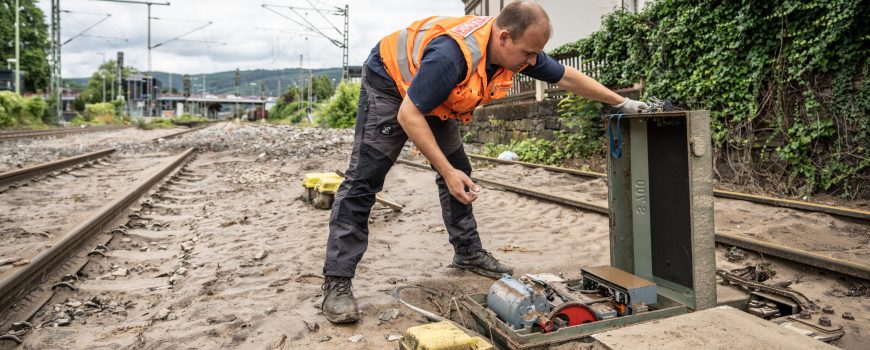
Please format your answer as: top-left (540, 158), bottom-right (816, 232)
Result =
top-left (462, 0), bottom-right (647, 52)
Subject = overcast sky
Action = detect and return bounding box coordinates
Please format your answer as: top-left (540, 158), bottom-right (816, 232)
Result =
top-left (38, 0), bottom-right (465, 78)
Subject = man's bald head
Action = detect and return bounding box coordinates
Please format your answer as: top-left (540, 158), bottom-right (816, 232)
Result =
top-left (494, 0), bottom-right (551, 41)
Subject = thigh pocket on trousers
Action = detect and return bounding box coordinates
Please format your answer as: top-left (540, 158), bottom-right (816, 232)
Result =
top-left (362, 95), bottom-right (405, 156)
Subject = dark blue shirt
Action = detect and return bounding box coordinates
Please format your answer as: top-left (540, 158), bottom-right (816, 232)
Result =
top-left (366, 35), bottom-right (565, 114)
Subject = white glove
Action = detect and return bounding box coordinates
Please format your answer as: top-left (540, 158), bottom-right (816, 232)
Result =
top-left (613, 97), bottom-right (649, 114)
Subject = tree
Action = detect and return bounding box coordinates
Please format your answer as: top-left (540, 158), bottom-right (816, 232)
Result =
top-left (0, 0), bottom-right (51, 92)
top-left (281, 86), bottom-right (301, 104)
top-left (82, 60), bottom-right (123, 104)
top-left (311, 75), bottom-right (334, 102)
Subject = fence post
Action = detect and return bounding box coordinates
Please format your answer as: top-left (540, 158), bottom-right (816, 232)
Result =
top-left (535, 80), bottom-right (546, 101)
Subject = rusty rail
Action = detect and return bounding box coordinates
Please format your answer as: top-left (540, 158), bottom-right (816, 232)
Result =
top-left (397, 158), bottom-right (870, 281)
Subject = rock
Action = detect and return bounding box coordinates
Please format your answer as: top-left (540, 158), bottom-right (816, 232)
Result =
top-left (166, 313), bottom-right (178, 321)
top-left (66, 301), bottom-right (82, 308)
top-left (843, 312), bottom-right (855, 320)
top-left (176, 267), bottom-right (188, 276)
top-left (111, 268), bottom-right (128, 277)
top-left (265, 306), bottom-right (277, 315)
top-left (386, 334), bottom-right (402, 342)
top-left (303, 320), bottom-right (319, 332)
top-left (180, 242), bottom-right (194, 252)
top-left (348, 334), bottom-right (364, 343)
top-left (55, 318), bottom-right (71, 326)
top-left (121, 238), bottom-right (132, 243)
top-left (254, 249), bottom-right (268, 260)
top-left (156, 308), bottom-right (171, 320)
top-left (318, 335), bottom-right (331, 342)
top-left (379, 308), bottom-right (401, 323)
top-left (169, 274), bottom-right (181, 285)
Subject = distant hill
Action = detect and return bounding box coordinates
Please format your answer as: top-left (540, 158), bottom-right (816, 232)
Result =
top-left (64, 67), bottom-right (343, 96)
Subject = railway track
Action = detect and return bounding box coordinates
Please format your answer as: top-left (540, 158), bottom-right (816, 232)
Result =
top-left (396, 158), bottom-right (870, 281)
top-left (0, 123), bottom-right (216, 341)
top-left (467, 154), bottom-right (870, 222)
top-left (0, 126), bottom-right (130, 142)
top-left (0, 149), bottom-right (196, 342)
top-left (0, 123), bottom-right (215, 191)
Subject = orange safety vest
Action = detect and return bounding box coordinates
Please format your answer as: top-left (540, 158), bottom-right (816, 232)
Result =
top-left (379, 16), bottom-right (515, 124)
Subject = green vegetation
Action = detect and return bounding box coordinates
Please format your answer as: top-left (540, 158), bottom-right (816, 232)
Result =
top-left (0, 91), bottom-right (50, 128)
top-left (70, 100), bottom-right (127, 126)
top-left (483, 95), bottom-right (606, 167)
top-left (549, 0), bottom-right (869, 198)
top-left (268, 74), bottom-right (338, 125)
top-left (133, 118), bottom-right (174, 130)
top-left (0, 0), bottom-right (51, 92)
top-left (318, 81), bottom-right (360, 128)
top-left (170, 114), bottom-right (208, 124)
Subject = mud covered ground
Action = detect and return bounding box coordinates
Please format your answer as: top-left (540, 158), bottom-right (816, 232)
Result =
top-left (2, 122), bottom-right (867, 349)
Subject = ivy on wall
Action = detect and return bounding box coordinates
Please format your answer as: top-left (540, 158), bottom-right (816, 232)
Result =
top-left (551, 0), bottom-right (869, 198)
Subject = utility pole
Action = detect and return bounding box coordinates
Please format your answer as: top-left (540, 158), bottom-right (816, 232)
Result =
top-left (14, 0), bottom-right (20, 94)
top-left (97, 52), bottom-right (106, 102)
top-left (51, 0), bottom-right (61, 119)
top-left (91, 1), bottom-right (171, 116)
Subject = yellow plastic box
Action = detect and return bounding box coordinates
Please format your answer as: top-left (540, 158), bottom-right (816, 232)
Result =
top-left (400, 321), bottom-right (493, 350)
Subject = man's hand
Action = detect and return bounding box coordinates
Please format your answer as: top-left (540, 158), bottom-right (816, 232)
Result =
top-left (613, 97), bottom-right (649, 114)
top-left (444, 168), bottom-right (480, 205)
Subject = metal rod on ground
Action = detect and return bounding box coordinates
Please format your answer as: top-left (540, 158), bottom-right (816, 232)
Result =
top-left (397, 158), bottom-right (870, 281)
top-left (467, 154), bottom-right (870, 222)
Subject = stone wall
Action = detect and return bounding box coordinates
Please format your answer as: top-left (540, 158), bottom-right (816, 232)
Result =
top-left (459, 99), bottom-right (563, 144)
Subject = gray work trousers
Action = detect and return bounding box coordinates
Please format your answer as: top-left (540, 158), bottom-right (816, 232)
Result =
top-left (322, 67), bottom-right (482, 278)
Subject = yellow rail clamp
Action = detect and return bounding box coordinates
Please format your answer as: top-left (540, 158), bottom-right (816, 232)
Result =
top-left (316, 176), bottom-right (344, 195)
top-left (313, 175), bottom-right (344, 210)
top-left (399, 321), bottom-right (493, 350)
top-left (301, 173), bottom-right (327, 203)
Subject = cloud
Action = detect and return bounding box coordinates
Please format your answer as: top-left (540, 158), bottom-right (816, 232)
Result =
top-left (41, 0), bottom-right (464, 77)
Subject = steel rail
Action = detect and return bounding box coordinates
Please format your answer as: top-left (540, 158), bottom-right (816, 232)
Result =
top-left (0, 126), bottom-right (130, 142)
top-left (153, 121), bottom-right (216, 141)
top-left (0, 148), bottom-right (196, 316)
top-left (467, 154), bottom-right (870, 222)
top-left (0, 149), bottom-right (115, 190)
top-left (397, 158), bottom-right (870, 281)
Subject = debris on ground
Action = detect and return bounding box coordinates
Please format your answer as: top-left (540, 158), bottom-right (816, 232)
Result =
top-left (731, 263), bottom-right (777, 283)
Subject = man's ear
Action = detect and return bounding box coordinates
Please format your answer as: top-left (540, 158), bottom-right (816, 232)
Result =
top-left (498, 30), bottom-right (511, 46)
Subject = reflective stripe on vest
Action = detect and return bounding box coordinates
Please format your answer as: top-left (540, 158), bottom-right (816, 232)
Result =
top-left (397, 29), bottom-right (412, 82)
top-left (412, 16), bottom-right (448, 67)
top-left (395, 16), bottom-right (486, 84)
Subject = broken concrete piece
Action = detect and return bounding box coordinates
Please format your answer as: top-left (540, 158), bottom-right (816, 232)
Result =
top-left (348, 334), bottom-right (364, 343)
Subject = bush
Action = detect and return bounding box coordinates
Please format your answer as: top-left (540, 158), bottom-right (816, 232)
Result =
top-left (84, 103), bottom-right (118, 124)
top-left (318, 81), bottom-right (360, 128)
top-left (0, 92), bottom-right (48, 128)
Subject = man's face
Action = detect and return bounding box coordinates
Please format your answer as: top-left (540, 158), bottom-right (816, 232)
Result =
top-left (496, 25), bottom-right (548, 73)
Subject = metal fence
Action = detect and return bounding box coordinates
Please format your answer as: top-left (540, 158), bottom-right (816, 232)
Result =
top-left (505, 52), bottom-right (606, 100)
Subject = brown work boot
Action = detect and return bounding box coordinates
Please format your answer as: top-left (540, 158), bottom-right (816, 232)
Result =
top-left (451, 249), bottom-right (514, 279)
top-left (321, 277), bottom-right (359, 323)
